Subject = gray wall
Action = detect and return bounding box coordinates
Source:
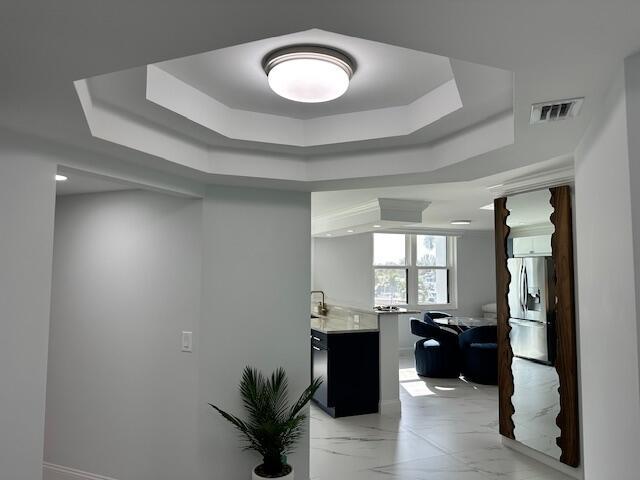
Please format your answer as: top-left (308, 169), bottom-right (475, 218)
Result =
top-left (312, 231), bottom-right (496, 349)
top-left (574, 59), bottom-right (640, 479)
top-left (0, 156), bottom-right (57, 480)
top-left (198, 186), bottom-right (311, 480)
top-left (625, 52), bottom-right (640, 399)
top-left (44, 187), bottom-right (311, 480)
top-left (454, 232), bottom-right (497, 316)
top-left (312, 233), bottom-right (374, 309)
top-left (45, 190), bottom-right (203, 479)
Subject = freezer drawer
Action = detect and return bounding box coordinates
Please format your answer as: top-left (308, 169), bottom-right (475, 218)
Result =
top-left (509, 318), bottom-right (549, 363)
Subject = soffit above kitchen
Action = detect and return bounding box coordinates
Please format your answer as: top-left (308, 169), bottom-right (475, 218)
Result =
top-left (311, 155), bottom-right (574, 236)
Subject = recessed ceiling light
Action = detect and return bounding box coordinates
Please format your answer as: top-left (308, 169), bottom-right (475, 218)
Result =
top-left (487, 183), bottom-right (504, 189)
top-left (263, 45), bottom-right (355, 103)
top-left (480, 203), bottom-right (495, 211)
top-left (372, 225), bottom-right (382, 228)
top-left (347, 229), bottom-right (355, 233)
top-left (55, 174), bottom-right (68, 181)
top-left (325, 233), bottom-right (332, 237)
top-left (451, 220), bottom-right (471, 225)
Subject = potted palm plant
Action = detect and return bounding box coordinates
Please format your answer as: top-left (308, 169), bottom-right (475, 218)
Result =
top-left (210, 366), bottom-right (321, 479)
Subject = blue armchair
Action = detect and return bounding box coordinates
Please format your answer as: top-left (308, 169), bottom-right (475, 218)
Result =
top-left (423, 311), bottom-right (451, 326)
top-left (458, 325), bottom-right (498, 385)
top-left (411, 318), bottom-right (460, 378)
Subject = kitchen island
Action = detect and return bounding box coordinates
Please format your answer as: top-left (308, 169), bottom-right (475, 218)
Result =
top-left (376, 308), bottom-right (420, 414)
top-left (310, 306), bottom-right (419, 416)
top-left (311, 315), bottom-right (379, 417)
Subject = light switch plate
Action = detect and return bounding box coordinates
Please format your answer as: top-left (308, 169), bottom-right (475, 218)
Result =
top-left (181, 331), bottom-right (193, 352)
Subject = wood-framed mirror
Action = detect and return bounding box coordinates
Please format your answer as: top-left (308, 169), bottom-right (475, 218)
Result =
top-left (494, 185), bottom-right (579, 467)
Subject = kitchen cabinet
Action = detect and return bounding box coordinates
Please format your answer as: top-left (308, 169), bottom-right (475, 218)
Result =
top-left (311, 340), bottom-right (329, 406)
top-left (310, 328), bottom-right (379, 417)
top-left (513, 235), bottom-right (552, 256)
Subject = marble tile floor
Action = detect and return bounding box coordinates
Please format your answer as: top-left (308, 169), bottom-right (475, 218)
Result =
top-left (511, 357), bottom-right (562, 459)
top-left (310, 353), bottom-right (572, 480)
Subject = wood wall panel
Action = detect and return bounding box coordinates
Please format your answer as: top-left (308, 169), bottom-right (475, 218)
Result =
top-left (550, 185), bottom-right (580, 467)
top-left (494, 196), bottom-right (515, 439)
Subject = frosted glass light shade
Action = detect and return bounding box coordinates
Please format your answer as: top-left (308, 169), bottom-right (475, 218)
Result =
top-left (264, 46), bottom-right (354, 103)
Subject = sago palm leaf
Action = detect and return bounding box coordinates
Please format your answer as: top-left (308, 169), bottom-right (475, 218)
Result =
top-left (208, 403), bottom-right (264, 454)
top-left (210, 366), bottom-right (322, 467)
top-left (288, 376), bottom-right (323, 420)
top-left (267, 368), bottom-right (290, 423)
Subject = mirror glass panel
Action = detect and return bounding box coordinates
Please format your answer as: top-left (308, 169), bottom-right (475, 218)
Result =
top-left (506, 189), bottom-right (561, 459)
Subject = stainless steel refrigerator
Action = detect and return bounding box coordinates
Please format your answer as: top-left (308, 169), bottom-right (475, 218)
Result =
top-left (507, 256), bottom-right (556, 365)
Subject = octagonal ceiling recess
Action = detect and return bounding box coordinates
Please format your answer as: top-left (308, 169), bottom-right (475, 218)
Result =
top-left (152, 30), bottom-right (459, 147)
top-left (74, 29), bottom-right (514, 182)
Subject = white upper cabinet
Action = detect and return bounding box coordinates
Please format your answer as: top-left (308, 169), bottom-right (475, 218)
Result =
top-left (513, 235), bottom-right (552, 256)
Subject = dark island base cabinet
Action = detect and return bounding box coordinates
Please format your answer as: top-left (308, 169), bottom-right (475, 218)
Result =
top-left (310, 329), bottom-right (380, 418)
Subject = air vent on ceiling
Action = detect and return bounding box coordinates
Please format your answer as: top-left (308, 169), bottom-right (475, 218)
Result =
top-left (530, 97), bottom-right (584, 124)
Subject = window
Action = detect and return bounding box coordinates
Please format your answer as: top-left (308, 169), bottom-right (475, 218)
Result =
top-left (373, 233), bottom-right (407, 305)
top-left (373, 268), bottom-right (407, 305)
top-left (373, 233), bottom-right (455, 307)
top-left (416, 234), bottom-right (449, 305)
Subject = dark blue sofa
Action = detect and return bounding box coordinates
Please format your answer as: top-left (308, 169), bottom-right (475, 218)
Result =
top-left (458, 325), bottom-right (498, 385)
top-left (410, 318), bottom-right (460, 378)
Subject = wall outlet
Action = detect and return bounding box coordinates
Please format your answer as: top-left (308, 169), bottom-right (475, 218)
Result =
top-left (181, 331), bottom-right (193, 352)
top-left (353, 314), bottom-right (360, 324)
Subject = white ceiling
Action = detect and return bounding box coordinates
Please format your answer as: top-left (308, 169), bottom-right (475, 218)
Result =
top-left (1, 1), bottom-right (639, 192)
top-left (506, 189), bottom-right (554, 228)
top-left (312, 181), bottom-right (496, 234)
top-left (311, 156), bottom-right (572, 235)
top-left (78, 29), bottom-right (512, 156)
top-left (156, 29), bottom-right (456, 120)
top-left (55, 170), bottom-right (138, 196)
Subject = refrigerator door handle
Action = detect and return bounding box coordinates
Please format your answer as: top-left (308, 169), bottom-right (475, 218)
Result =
top-left (523, 265), bottom-right (529, 312)
top-left (517, 264), bottom-right (521, 312)
top-left (520, 264), bottom-right (526, 312)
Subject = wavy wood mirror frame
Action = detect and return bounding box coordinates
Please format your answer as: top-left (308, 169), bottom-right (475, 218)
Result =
top-left (494, 185), bottom-right (580, 467)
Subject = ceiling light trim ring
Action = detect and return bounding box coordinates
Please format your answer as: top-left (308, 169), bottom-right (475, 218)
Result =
top-left (263, 45), bottom-right (355, 78)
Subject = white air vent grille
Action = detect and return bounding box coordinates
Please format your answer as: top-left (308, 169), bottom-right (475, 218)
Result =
top-left (530, 97), bottom-right (584, 124)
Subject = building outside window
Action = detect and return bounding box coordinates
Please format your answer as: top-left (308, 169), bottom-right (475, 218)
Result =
top-left (373, 232), bottom-right (456, 308)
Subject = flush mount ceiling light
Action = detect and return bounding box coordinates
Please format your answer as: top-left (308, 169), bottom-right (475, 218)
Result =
top-left (263, 45), bottom-right (355, 103)
top-left (451, 220), bottom-right (471, 225)
top-left (55, 174), bottom-right (68, 181)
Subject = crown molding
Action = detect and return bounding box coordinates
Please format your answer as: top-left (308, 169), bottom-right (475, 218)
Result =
top-left (510, 222), bottom-right (555, 237)
top-left (378, 198), bottom-right (431, 222)
top-left (312, 198), bottom-right (430, 235)
top-left (496, 161), bottom-right (574, 198)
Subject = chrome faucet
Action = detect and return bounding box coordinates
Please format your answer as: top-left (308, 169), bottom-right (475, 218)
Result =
top-left (311, 290), bottom-right (328, 316)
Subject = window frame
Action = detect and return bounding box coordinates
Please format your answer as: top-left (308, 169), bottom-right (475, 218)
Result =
top-left (372, 232), bottom-right (457, 309)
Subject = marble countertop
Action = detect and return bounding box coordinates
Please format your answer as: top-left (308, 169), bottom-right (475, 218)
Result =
top-left (310, 314), bottom-right (379, 334)
top-left (374, 308), bottom-right (421, 315)
top-left (438, 316), bottom-right (497, 327)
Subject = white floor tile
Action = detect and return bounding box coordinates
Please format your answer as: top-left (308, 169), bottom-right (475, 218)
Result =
top-left (310, 352), bottom-right (574, 480)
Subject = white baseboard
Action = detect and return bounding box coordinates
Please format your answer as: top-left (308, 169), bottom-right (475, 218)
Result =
top-left (501, 438), bottom-right (583, 480)
top-left (379, 399), bottom-right (402, 416)
top-left (43, 463), bottom-right (119, 480)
